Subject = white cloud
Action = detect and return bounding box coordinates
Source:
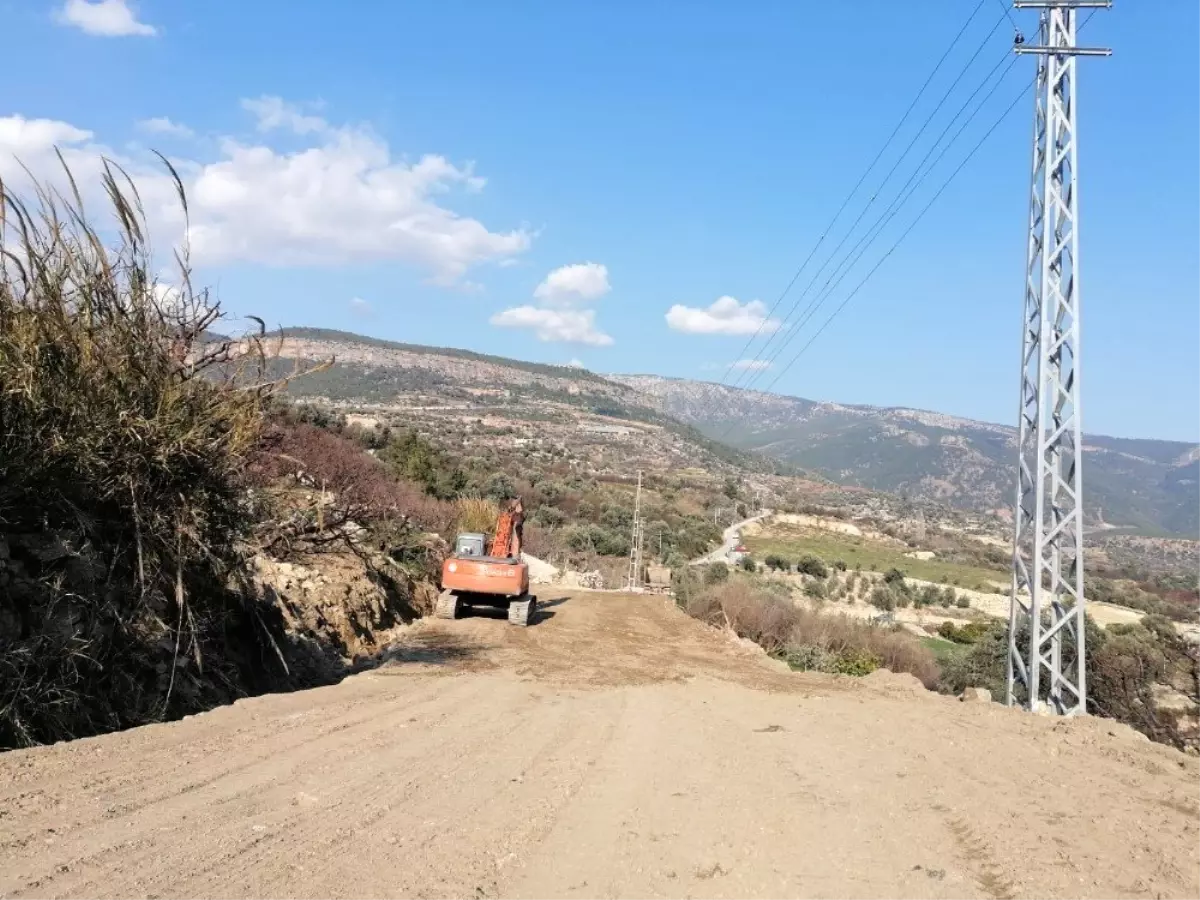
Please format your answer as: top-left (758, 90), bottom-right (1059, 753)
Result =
top-left (490, 306), bottom-right (613, 346)
top-left (240, 96), bottom-right (328, 136)
top-left (665, 296), bottom-right (781, 336)
top-left (490, 261), bottom-right (614, 346)
top-left (56, 0), bottom-right (156, 37)
top-left (0, 103), bottom-right (531, 284)
top-left (0, 116), bottom-right (93, 154)
top-left (349, 296), bottom-right (372, 315)
top-left (137, 117), bottom-right (194, 138)
top-left (533, 262), bottom-right (610, 306)
top-left (731, 359), bottom-right (771, 371)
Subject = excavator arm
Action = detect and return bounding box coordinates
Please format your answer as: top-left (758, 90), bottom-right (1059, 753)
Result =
top-left (488, 511), bottom-right (516, 559)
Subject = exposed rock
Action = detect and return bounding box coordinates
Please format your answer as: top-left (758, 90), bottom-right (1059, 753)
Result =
top-left (960, 687), bottom-right (992, 704)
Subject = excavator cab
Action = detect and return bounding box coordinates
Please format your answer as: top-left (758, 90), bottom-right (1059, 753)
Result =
top-left (436, 507), bottom-right (536, 626)
top-left (454, 533), bottom-right (486, 557)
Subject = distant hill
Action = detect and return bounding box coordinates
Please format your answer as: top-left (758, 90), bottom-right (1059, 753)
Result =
top-left (262, 328), bottom-right (1197, 536)
top-left (611, 374), bottom-right (1200, 537)
top-left (266, 328), bottom-right (790, 478)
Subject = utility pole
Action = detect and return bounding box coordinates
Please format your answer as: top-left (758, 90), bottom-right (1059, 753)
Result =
top-left (1006, 1), bottom-right (1109, 716)
top-left (626, 470), bottom-right (643, 591)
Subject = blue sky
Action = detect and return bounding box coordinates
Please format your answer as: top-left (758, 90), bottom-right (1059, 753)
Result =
top-left (3, 0), bottom-right (1197, 441)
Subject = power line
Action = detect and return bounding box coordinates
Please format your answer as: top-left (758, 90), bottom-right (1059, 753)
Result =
top-left (745, 7), bottom-right (1101, 398)
top-left (715, 0), bottom-right (990, 386)
top-left (758, 78), bottom-right (1032, 397)
top-left (728, 7), bottom-right (1008, 391)
top-left (994, 0), bottom-right (1023, 37)
top-left (733, 8), bottom-right (1100, 404)
top-left (745, 52), bottom-right (1020, 382)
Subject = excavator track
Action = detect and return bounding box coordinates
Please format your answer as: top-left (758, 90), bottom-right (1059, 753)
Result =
top-left (435, 590), bottom-right (461, 620)
top-left (507, 595), bottom-right (536, 627)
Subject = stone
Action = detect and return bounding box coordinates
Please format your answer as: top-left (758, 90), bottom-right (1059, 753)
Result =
top-left (960, 687), bottom-right (992, 704)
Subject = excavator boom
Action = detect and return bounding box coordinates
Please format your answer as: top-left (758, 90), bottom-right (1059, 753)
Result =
top-left (488, 511), bottom-right (515, 559)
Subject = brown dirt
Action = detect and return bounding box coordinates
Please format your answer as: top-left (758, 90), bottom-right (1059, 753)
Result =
top-left (2, 591), bottom-right (1198, 899)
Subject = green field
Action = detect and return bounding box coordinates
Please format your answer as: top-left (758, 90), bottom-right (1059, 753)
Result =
top-left (742, 524), bottom-right (1006, 593)
top-left (920, 636), bottom-right (969, 665)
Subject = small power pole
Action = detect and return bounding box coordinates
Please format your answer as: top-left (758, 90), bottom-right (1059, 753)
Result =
top-left (625, 470), bottom-right (644, 591)
top-left (1006, 0), bottom-right (1110, 716)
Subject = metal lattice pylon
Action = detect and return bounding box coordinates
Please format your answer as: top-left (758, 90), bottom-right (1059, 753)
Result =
top-left (625, 470), bottom-right (643, 591)
top-left (1006, 2), bottom-right (1109, 715)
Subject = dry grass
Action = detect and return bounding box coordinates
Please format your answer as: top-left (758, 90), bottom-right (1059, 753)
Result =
top-left (684, 578), bottom-right (940, 687)
top-left (455, 495), bottom-right (500, 536)
top-left (0, 158), bottom-right (307, 748)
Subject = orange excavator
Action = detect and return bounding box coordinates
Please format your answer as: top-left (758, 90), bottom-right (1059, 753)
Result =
top-left (436, 503), bottom-right (537, 626)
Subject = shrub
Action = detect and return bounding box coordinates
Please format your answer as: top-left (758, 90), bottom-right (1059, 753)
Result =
top-left (739, 555), bottom-right (757, 572)
top-left (937, 621), bottom-right (991, 644)
top-left (915, 584), bottom-right (942, 608)
top-left (955, 596), bottom-right (971, 609)
top-left (831, 647), bottom-right (883, 677)
top-left (868, 586), bottom-right (896, 611)
top-left (0, 162), bottom-right (298, 749)
top-left (481, 472), bottom-right (517, 501)
top-left (783, 644), bottom-right (834, 673)
top-left (832, 559), bottom-right (848, 571)
top-left (530, 505), bottom-right (565, 527)
top-left (686, 581), bottom-right (938, 687)
top-left (883, 567), bottom-right (906, 586)
top-left (764, 553), bottom-right (791, 571)
top-left (704, 562), bottom-right (730, 585)
top-left (796, 554), bottom-right (828, 578)
top-left (804, 581), bottom-right (827, 599)
top-left (455, 495), bottom-right (500, 536)
top-left (561, 523), bottom-right (629, 557)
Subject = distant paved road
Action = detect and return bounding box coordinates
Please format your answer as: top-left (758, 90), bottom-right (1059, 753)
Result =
top-left (692, 510), bottom-right (770, 565)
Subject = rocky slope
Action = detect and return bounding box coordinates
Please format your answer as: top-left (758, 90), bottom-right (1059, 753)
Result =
top-left (613, 374), bottom-right (1199, 537)
top-left (264, 329), bottom-right (1196, 536)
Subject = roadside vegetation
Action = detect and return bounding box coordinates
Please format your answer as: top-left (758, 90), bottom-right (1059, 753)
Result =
top-left (0, 163), bottom-right (296, 748)
top-left (673, 572), bottom-right (940, 687)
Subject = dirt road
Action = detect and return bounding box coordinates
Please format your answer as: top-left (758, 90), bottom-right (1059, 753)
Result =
top-left (2, 592), bottom-right (1197, 899)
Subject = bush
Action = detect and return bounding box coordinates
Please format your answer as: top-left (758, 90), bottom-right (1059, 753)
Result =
top-left (783, 644), bottom-right (834, 673)
top-left (915, 584), bottom-right (942, 608)
top-left (0, 162), bottom-right (295, 749)
top-left (832, 559), bottom-right (848, 571)
top-left (529, 505), bottom-right (565, 527)
top-left (561, 523), bottom-right (630, 557)
top-left (684, 581), bottom-right (938, 687)
top-left (379, 429), bottom-right (466, 500)
top-left (764, 553), bottom-right (791, 571)
top-left (739, 556), bottom-right (757, 572)
top-left (831, 647), bottom-right (883, 677)
top-left (955, 596), bottom-right (971, 609)
top-left (937, 621), bottom-right (991, 644)
top-left (804, 581), bottom-right (827, 599)
top-left (868, 586), bottom-right (896, 611)
top-left (796, 554), bottom-right (828, 578)
top-left (883, 567), bottom-right (906, 586)
top-left (704, 562), bottom-right (730, 585)
top-left (455, 495), bottom-right (500, 536)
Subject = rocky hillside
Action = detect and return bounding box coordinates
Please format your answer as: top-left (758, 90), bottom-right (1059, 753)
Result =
top-left (613, 374), bottom-right (1200, 537)
top-left (263, 329), bottom-right (1196, 536)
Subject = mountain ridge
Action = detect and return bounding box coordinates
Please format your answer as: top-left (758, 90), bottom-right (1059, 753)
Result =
top-left (262, 328), bottom-right (1197, 536)
top-left (611, 373), bottom-right (1198, 536)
